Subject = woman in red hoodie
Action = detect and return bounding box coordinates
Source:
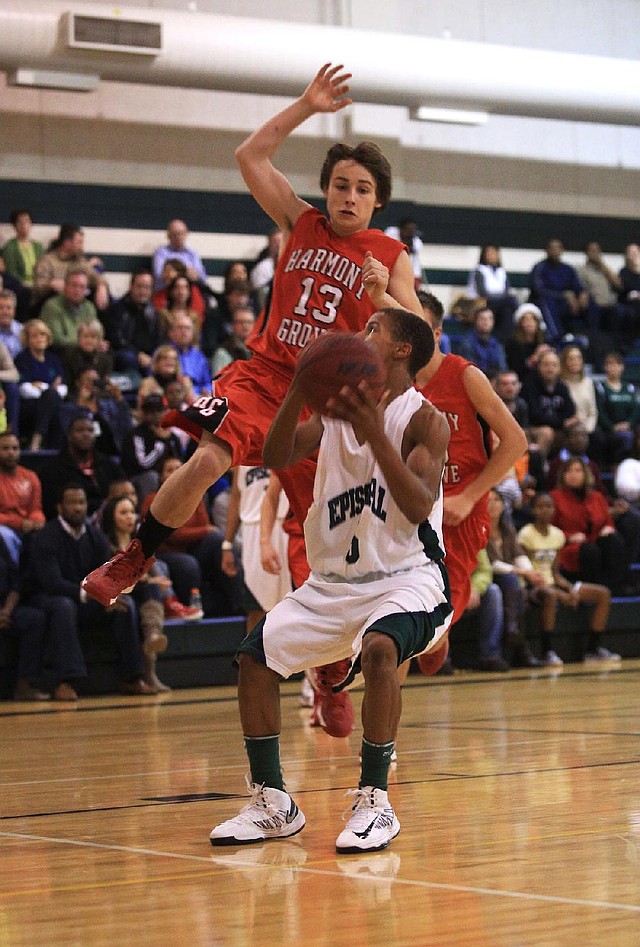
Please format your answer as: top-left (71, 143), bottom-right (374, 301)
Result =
top-left (550, 457), bottom-right (633, 595)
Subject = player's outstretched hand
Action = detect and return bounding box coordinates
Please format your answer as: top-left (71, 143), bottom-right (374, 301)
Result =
top-left (302, 63), bottom-right (353, 114)
top-left (325, 380), bottom-right (389, 441)
top-left (361, 251), bottom-right (390, 305)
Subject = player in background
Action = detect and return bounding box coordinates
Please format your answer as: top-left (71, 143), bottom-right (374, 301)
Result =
top-left (411, 291), bottom-right (528, 675)
top-left (210, 308), bottom-right (451, 852)
top-left (221, 466), bottom-right (292, 631)
top-left (82, 62), bottom-right (421, 619)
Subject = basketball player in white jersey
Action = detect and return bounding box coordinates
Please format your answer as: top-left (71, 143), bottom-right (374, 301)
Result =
top-left (210, 308), bottom-right (452, 854)
top-left (221, 465), bottom-right (292, 629)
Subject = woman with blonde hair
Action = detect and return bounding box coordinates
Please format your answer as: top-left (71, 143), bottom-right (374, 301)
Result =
top-left (14, 318), bottom-right (67, 449)
top-left (136, 344), bottom-right (193, 413)
top-left (61, 317), bottom-right (113, 388)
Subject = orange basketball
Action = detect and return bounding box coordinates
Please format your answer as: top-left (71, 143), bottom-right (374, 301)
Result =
top-left (293, 332), bottom-right (385, 414)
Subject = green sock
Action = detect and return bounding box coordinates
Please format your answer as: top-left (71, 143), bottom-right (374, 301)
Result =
top-left (244, 735), bottom-right (284, 790)
top-left (360, 738), bottom-right (395, 791)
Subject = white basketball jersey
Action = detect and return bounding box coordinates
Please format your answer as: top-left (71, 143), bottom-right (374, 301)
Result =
top-left (237, 466), bottom-right (288, 524)
top-left (304, 387), bottom-right (445, 579)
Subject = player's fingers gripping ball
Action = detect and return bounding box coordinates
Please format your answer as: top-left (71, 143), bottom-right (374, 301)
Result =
top-left (293, 331), bottom-right (385, 414)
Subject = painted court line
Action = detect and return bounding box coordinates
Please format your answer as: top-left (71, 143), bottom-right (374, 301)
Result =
top-left (1, 831), bottom-right (639, 913)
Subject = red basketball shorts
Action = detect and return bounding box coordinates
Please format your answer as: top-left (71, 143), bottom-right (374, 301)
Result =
top-left (443, 512), bottom-right (489, 625)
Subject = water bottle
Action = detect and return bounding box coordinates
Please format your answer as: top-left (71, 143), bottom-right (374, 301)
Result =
top-left (190, 587), bottom-right (203, 612)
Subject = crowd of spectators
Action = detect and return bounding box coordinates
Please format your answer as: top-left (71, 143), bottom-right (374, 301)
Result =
top-left (1, 208), bottom-right (639, 692)
top-left (0, 211), bottom-right (277, 700)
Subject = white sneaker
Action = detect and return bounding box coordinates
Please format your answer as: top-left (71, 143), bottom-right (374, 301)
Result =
top-left (210, 781), bottom-right (305, 846)
top-left (544, 650), bottom-right (564, 666)
top-left (335, 787), bottom-right (400, 854)
top-left (584, 646), bottom-right (622, 663)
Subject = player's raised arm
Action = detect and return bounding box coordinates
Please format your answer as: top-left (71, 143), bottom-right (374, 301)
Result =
top-left (235, 63), bottom-right (352, 236)
top-left (362, 250), bottom-right (423, 318)
top-left (263, 381), bottom-right (324, 470)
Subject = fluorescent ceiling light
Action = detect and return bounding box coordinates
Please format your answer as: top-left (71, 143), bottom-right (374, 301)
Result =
top-left (410, 106), bottom-right (488, 125)
top-left (8, 69), bottom-right (99, 92)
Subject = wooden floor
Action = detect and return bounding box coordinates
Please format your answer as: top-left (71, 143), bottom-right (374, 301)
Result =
top-left (2, 661), bottom-right (640, 946)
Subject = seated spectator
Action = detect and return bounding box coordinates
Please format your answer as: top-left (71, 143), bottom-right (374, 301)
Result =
top-left (486, 488), bottom-right (543, 667)
top-left (0, 431), bottom-right (45, 567)
top-left (142, 456), bottom-right (246, 618)
top-left (550, 457), bottom-right (634, 596)
top-left (121, 393), bottom-right (182, 502)
top-left (61, 368), bottom-right (132, 456)
top-left (211, 305), bottom-right (255, 375)
top-left (617, 242), bottom-right (640, 346)
top-left (521, 349), bottom-right (578, 458)
top-left (38, 412), bottom-right (125, 520)
top-left (458, 306), bottom-right (507, 379)
top-left (578, 241), bottom-right (622, 344)
top-left (158, 274), bottom-right (203, 337)
top-left (100, 495), bottom-right (170, 692)
top-left (151, 258), bottom-right (207, 322)
top-left (202, 278), bottom-right (253, 357)
top-left (529, 238), bottom-right (590, 341)
top-left (505, 303), bottom-right (552, 384)
top-left (166, 312), bottom-right (211, 395)
top-left (1, 209), bottom-right (44, 321)
top-left (384, 218), bottom-right (423, 289)
top-left (136, 345), bottom-right (194, 412)
top-left (546, 423), bottom-right (605, 491)
top-left (462, 548), bottom-right (510, 672)
top-left (250, 228), bottom-right (283, 308)
top-left (61, 318), bottom-right (113, 389)
top-left (1, 208), bottom-right (44, 288)
top-left (558, 344), bottom-right (601, 458)
top-left (32, 224), bottom-right (109, 315)
top-left (517, 492), bottom-right (617, 665)
top-left (0, 337), bottom-right (19, 435)
top-left (103, 270), bottom-right (162, 375)
top-left (151, 219), bottom-right (207, 291)
top-left (0, 533), bottom-right (49, 701)
top-left (40, 268), bottom-right (97, 353)
top-left (547, 422), bottom-right (640, 565)
top-left (492, 370), bottom-right (531, 434)
top-left (28, 484), bottom-right (154, 698)
top-left (14, 319), bottom-right (67, 451)
top-left (0, 289), bottom-right (24, 360)
top-left (466, 244), bottom-right (519, 340)
top-left (595, 352), bottom-right (640, 464)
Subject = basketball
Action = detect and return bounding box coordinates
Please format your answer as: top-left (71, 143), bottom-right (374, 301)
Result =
top-left (293, 332), bottom-right (385, 414)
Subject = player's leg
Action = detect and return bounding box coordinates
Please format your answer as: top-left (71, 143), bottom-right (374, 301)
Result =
top-left (580, 583), bottom-right (619, 662)
top-left (210, 617), bottom-right (305, 847)
top-left (82, 435), bottom-right (232, 606)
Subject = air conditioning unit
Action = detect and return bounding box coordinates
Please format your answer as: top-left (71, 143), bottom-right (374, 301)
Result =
top-left (64, 11), bottom-right (163, 56)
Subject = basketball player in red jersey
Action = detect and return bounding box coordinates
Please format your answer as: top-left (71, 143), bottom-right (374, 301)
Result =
top-left (412, 292), bottom-right (527, 675)
top-left (83, 65), bottom-right (422, 711)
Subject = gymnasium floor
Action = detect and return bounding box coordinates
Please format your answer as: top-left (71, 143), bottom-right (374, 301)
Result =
top-left (2, 660), bottom-right (640, 946)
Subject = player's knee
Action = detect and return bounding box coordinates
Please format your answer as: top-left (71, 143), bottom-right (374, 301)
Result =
top-left (361, 632), bottom-right (398, 678)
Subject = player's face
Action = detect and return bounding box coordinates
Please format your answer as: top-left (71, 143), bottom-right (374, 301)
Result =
top-left (324, 160), bottom-right (381, 236)
top-left (361, 312), bottom-right (394, 369)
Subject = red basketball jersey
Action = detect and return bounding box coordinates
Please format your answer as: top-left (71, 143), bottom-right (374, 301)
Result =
top-left (417, 354), bottom-right (492, 504)
top-left (248, 208), bottom-right (404, 373)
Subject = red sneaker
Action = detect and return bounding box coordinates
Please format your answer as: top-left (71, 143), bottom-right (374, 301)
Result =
top-left (307, 660), bottom-right (355, 738)
top-left (163, 595), bottom-right (203, 621)
top-left (82, 539), bottom-right (156, 607)
top-left (417, 637), bottom-right (449, 677)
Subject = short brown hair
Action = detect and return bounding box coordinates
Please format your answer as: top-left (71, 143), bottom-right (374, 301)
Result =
top-left (320, 142), bottom-right (392, 210)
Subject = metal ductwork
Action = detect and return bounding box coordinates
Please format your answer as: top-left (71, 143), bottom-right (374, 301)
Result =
top-left (1, 1), bottom-right (640, 126)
